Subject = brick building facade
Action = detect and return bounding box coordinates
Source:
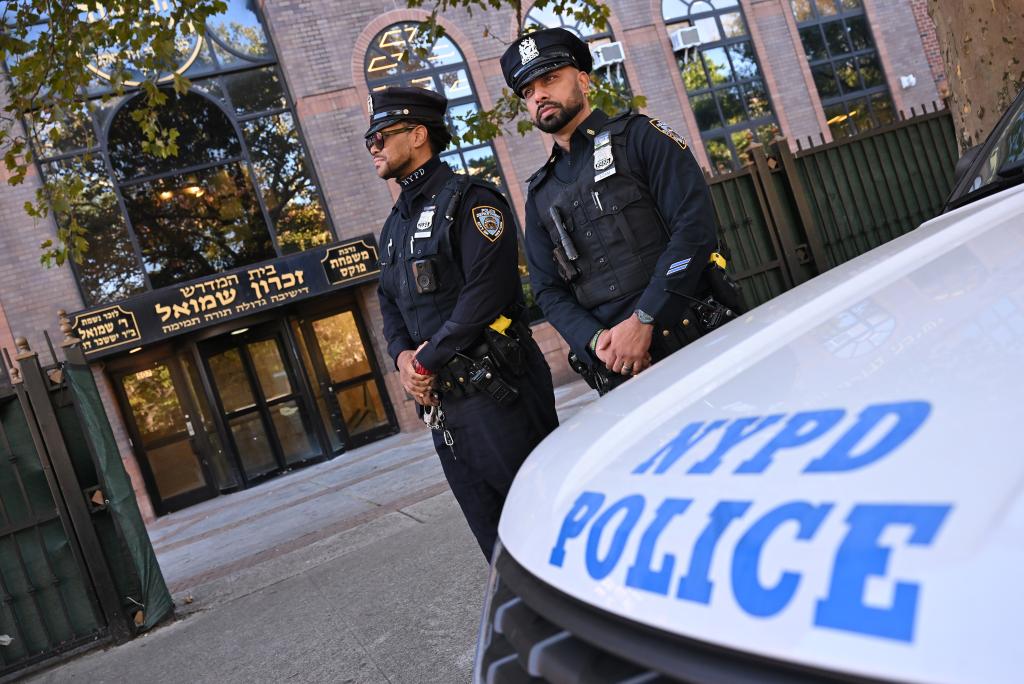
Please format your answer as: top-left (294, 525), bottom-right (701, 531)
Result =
top-left (0, 0), bottom-right (944, 519)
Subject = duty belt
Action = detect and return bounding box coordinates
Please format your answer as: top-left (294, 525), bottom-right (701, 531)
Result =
top-left (434, 317), bottom-right (531, 405)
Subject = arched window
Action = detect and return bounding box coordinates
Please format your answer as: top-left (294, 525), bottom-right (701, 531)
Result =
top-left (663, 0), bottom-right (780, 171)
top-left (790, 0), bottom-right (894, 137)
top-left (524, 3), bottom-right (631, 99)
top-left (364, 23), bottom-right (505, 189)
top-left (26, 0), bottom-right (332, 305)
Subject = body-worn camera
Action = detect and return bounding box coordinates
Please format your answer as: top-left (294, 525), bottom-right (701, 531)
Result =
top-left (412, 258), bottom-right (438, 294)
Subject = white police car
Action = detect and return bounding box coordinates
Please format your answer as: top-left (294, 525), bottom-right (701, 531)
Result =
top-left (473, 91), bottom-right (1024, 684)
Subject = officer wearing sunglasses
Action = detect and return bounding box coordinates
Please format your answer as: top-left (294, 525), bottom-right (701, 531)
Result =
top-left (367, 86), bottom-right (558, 560)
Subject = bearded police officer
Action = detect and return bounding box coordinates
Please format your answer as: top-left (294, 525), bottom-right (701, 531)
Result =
top-left (500, 29), bottom-right (742, 395)
top-left (368, 86), bottom-right (558, 559)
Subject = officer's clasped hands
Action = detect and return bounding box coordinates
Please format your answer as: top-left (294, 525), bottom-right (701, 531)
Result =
top-left (595, 314), bottom-right (654, 376)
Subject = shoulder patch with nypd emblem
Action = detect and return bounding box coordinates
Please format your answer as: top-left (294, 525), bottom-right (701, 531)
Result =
top-left (472, 206), bottom-right (504, 242)
top-left (649, 119), bottom-right (688, 150)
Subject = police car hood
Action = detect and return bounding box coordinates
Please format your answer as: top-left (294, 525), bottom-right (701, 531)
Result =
top-left (500, 184), bottom-right (1024, 684)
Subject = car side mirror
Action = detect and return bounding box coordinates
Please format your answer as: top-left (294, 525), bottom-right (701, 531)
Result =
top-left (953, 145), bottom-right (982, 187)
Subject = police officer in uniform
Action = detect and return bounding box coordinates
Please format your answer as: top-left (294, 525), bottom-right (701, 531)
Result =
top-left (368, 86), bottom-right (558, 559)
top-left (500, 29), bottom-right (741, 394)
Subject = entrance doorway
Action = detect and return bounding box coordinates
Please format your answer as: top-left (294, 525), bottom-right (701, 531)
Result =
top-left (116, 360), bottom-right (217, 513)
top-left (200, 324), bottom-right (324, 483)
top-left (293, 306), bottom-right (397, 452)
top-left (109, 301), bottom-right (397, 515)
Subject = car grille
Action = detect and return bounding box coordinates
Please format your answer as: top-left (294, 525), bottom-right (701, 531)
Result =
top-left (474, 544), bottom-right (876, 684)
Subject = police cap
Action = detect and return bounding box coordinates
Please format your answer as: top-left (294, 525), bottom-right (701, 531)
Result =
top-left (365, 86), bottom-right (448, 137)
top-left (500, 28), bottom-right (593, 97)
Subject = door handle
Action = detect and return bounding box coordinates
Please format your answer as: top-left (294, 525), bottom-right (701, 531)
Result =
top-left (185, 420), bottom-right (196, 437)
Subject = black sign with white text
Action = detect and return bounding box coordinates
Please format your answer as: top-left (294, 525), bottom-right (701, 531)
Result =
top-left (71, 235), bottom-right (380, 358)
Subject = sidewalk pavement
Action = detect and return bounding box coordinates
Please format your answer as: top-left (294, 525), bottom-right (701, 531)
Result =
top-left (22, 380), bottom-right (598, 684)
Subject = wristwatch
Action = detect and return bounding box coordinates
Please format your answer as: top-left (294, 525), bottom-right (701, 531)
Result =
top-left (634, 308), bottom-right (655, 325)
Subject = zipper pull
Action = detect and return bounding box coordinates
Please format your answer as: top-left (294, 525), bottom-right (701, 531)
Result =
top-left (444, 429), bottom-right (454, 449)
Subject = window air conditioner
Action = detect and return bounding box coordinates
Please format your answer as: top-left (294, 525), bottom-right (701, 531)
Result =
top-left (591, 41), bottom-right (625, 69)
top-left (670, 26), bottom-right (701, 53)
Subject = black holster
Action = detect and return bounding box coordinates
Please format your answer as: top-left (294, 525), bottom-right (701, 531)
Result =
top-left (435, 321), bottom-right (530, 405)
top-left (567, 352), bottom-right (625, 397)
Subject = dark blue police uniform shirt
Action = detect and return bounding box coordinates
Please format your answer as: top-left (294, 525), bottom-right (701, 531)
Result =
top-left (524, 109), bottom-right (717, 358)
top-left (377, 157), bottom-right (521, 372)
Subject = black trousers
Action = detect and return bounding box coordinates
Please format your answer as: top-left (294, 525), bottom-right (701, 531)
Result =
top-left (430, 339), bottom-right (558, 560)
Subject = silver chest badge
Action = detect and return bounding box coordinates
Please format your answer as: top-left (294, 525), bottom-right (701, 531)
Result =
top-left (415, 206), bottom-right (436, 238)
top-left (367, 94), bottom-right (373, 115)
top-left (519, 37), bottom-right (540, 65)
top-left (594, 130), bottom-right (616, 182)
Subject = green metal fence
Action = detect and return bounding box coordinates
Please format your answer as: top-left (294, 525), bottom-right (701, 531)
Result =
top-left (0, 333), bottom-right (171, 680)
top-left (709, 106), bottom-right (959, 309)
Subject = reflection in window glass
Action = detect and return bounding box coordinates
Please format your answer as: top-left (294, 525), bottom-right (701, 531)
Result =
top-left (42, 156), bottom-right (146, 306)
top-left (228, 412), bottom-right (277, 477)
top-left (29, 102), bottom-right (94, 157)
top-left (209, 349), bottom-right (256, 413)
top-left (791, 0), bottom-right (893, 138)
top-left (248, 339), bottom-right (292, 401)
top-left (312, 312), bottom-right (372, 384)
top-left (337, 382), bottom-right (389, 437)
top-left (108, 91), bottom-right (241, 181)
top-left (122, 162), bottom-right (274, 288)
top-left (207, 0), bottom-right (270, 58)
top-left (272, 400), bottom-right (318, 464)
top-left (222, 67), bottom-right (286, 115)
top-left (243, 113), bottom-right (330, 253)
top-left (14, 1), bottom-right (332, 311)
top-left (122, 364), bottom-right (185, 444)
top-left (664, 0), bottom-right (779, 169)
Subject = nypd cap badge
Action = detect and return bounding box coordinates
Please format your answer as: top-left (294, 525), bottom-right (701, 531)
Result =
top-left (649, 118), bottom-right (688, 150)
top-left (472, 206), bottom-right (504, 242)
top-left (519, 37), bottom-right (540, 65)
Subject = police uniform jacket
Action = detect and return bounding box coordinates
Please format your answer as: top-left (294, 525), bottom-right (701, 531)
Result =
top-left (524, 109), bottom-right (718, 359)
top-left (378, 156), bottom-right (521, 373)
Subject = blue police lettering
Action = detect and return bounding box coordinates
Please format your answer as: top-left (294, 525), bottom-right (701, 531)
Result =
top-left (585, 494), bottom-right (645, 579)
top-left (735, 410), bottom-right (845, 474)
top-left (631, 401), bottom-right (932, 477)
top-left (548, 493), bottom-right (951, 642)
top-left (677, 501), bottom-right (751, 604)
top-left (688, 416), bottom-right (783, 474)
top-left (625, 498), bottom-right (691, 594)
top-left (815, 503), bottom-right (951, 642)
top-left (804, 401), bottom-right (931, 473)
top-left (731, 502), bottom-right (833, 617)
top-left (631, 420), bottom-right (726, 475)
top-left (549, 491), bottom-right (604, 567)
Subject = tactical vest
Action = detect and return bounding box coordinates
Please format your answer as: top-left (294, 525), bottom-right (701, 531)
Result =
top-left (379, 172), bottom-right (481, 345)
top-left (528, 112), bottom-right (669, 311)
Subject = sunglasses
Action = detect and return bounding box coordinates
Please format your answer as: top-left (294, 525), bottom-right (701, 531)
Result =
top-left (364, 125), bottom-right (420, 153)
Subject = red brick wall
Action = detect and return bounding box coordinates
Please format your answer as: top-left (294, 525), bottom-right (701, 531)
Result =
top-left (910, 0), bottom-right (949, 94)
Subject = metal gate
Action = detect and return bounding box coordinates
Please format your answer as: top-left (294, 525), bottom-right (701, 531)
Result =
top-left (0, 332), bottom-right (162, 680)
top-left (709, 104), bottom-right (959, 309)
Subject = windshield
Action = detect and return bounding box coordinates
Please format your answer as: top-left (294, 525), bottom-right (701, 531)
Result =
top-left (947, 90), bottom-right (1024, 207)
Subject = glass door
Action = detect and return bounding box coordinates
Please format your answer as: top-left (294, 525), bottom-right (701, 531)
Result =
top-left (295, 308), bottom-right (397, 451)
top-left (202, 326), bottom-right (324, 483)
top-left (116, 360), bottom-right (216, 514)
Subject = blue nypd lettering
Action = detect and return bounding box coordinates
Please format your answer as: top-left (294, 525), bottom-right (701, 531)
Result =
top-left (548, 400), bottom-right (952, 643)
top-left (633, 400), bottom-right (932, 476)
